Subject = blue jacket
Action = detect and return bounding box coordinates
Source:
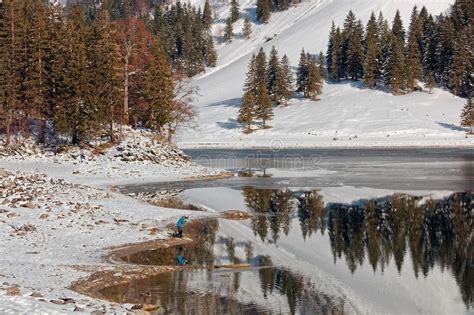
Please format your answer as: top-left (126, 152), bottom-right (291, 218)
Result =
top-left (176, 216), bottom-right (187, 229)
top-left (177, 255), bottom-right (188, 265)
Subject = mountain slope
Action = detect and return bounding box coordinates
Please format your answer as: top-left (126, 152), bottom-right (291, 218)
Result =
top-left (175, 0), bottom-right (472, 148)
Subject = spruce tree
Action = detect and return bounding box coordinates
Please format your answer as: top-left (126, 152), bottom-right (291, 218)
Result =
top-left (144, 39), bottom-right (175, 136)
top-left (87, 10), bottom-right (121, 142)
top-left (224, 17), bottom-right (233, 42)
top-left (238, 91), bottom-right (255, 130)
top-left (326, 21), bottom-right (336, 77)
top-left (305, 54), bottom-right (322, 100)
top-left (243, 16), bottom-right (252, 39)
top-left (296, 49), bottom-right (308, 94)
top-left (230, 0), bottom-right (240, 23)
top-left (202, 0), bottom-right (213, 30)
top-left (244, 54), bottom-right (257, 95)
top-left (318, 51), bottom-right (325, 80)
top-left (274, 54), bottom-right (293, 105)
top-left (256, 0), bottom-right (272, 24)
top-left (392, 10), bottom-right (405, 43)
top-left (267, 46), bottom-right (280, 103)
top-left (424, 71), bottom-right (435, 93)
top-left (405, 6), bottom-right (423, 91)
top-left (422, 14), bottom-right (437, 77)
top-left (363, 12), bottom-right (379, 88)
top-left (347, 20), bottom-right (364, 80)
top-left (255, 48), bottom-right (267, 88)
top-left (342, 10), bottom-right (357, 78)
top-left (460, 97), bottom-right (473, 134)
top-left (435, 15), bottom-right (455, 84)
top-left (331, 27), bottom-right (343, 81)
top-left (386, 35), bottom-right (406, 94)
top-left (255, 84), bottom-right (273, 128)
top-left (449, 26), bottom-right (471, 96)
top-left (377, 12), bottom-right (391, 85)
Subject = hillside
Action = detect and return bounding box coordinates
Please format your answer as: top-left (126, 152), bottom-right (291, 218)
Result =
top-left (175, 0), bottom-right (472, 148)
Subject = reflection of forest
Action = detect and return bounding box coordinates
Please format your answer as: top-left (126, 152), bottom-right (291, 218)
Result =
top-left (242, 187), bottom-right (473, 307)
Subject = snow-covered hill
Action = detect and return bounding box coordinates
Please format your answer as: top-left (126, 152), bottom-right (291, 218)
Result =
top-left (176, 0), bottom-right (472, 148)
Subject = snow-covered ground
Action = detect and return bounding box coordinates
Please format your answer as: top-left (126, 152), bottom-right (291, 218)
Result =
top-left (175, 0), bottom-right (473, 148)
top-left (0, 130), bottom-right (225, 313)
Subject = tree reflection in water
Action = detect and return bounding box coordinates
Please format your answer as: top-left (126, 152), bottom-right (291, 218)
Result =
top-left (242, 187), bottom-right (472, 307)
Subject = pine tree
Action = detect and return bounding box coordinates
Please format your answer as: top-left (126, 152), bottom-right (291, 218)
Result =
top-left (460, 97), bottom-right (473, 134)
top-left (256, 0), bottom-right (272, 24)
top-left (224, 17), bottom-right (233, 42)
top-left (202, 0), bottom-right (213, 30)
top-left (392, 10), bottom-right (405, 43)
top-left (305, 54), bottom-right (322, 100)
top-left (274, 54), bottom-right (293, 105)
top-left (87, 10), bottom-right (121, 142)
top-left (230, 0), bottom-right (240, 23)
top-left (424, 71), bottom-right (435, 93)
top-left (326, 21), bottom-right (336, 77)
top-left (449, 26), bottom-right (471, 96)
top-left (342, 10), bottom-right (357, 78)
top-left (238, 91), bottom-right (255, 130)
top-left (347, 20), bottom-right (364, 80)
top-left (144, 39), bottom-right (175, 136)
top-left (267, 46), bottom-right (280, 103)
top-left (405, 6), bottom-right (423, 91)
top-left (318, 51), bottom-right (325, 80)
top-left (296, 49), bottom-right (308, 94)
top-left (331, 27), bottom-right (343, 81)
top-left (255, 84), bottom-right (273, 127)
top-left (422, 14), bottom-right (437, 77)
top-left (255, 48), bottom-right (267, 88)
top-left (243, 16), bottom-right (252, 39)
top-left (377, 12), bottom-right (391, 85)
top-left (244, 54), bottom-right (257, 94)
top-left (435, 15), bottom-right (455, 84)
top-left (386, 35), bottom-right (406, 94)
top-left (363, 12), bottom-right (379, 88)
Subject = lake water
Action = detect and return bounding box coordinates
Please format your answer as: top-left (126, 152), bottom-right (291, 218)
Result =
top-left (111, 148), bottom-right (473, 314)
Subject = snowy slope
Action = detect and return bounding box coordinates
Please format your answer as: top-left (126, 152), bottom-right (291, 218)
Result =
top-left (175, 0), bottom-right (472, 148)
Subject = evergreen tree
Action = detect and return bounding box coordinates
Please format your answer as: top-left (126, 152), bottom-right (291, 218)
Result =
top-left (363, 12), bottom-right (379, 88)
top-left (54, 5), bottom-right (91, 143)
top-left (296, 49), bottom-right (308, 93)
top-left (230, 0), bottom-right (240, 23)
top-left (460, 97), bottom-right (473, 134)
top-left (202, 0), bottom-right (213, 30)
top-left (267, 46), bottom-right (280, 103)
top-left (244, 54), bottom-right (257, 94)
top-left (449, 26), bottom-right (471, 96)
top-left (386, 35), bottom-right (406, 93)
top-left (326, 21), bottom-right (336, 77)
top-left (424, 71), bottom-right (435, 93)
top-left (347, 20), bottom-right (364, 80)
top-left (243, 16), bottom-right (252, 39)
top-left (331, 27), bottom-right (343, 81)
top-left (143, 39), bottom-right (175, 136)
top-left (392, 10), bottom-right (405, 43)
top-left (305, 53), bottom-right (323, 100)
top-left (318, 51), bottom-right (325, 80)
top-left (341, 10), bottom-right (357, 78)
top-left (274, 54), bottom-right (293, 105)
top-left (422, 14), bottom-right (437, 77)
top-left (224, 17), bottom-right (233, 42)
top-left (377, 12), bottom-right (391, 85)
top-left (238, 91), bottom-right (255, 130)
top-left (255, 48), bottom-right (267, 88)
top-left (256, 0), bottom-right (272, 24)
top-left (87, 10), bottom-right (121, 142)
top-left (435, 15), bottom-right (455, 84)
top-left (405, 6), bottom-right (423, 91)
top-left (255, 84), bottom-right (273, 127)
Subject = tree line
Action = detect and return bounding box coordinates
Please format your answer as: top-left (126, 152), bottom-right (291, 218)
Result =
top-left (238, 46), bottom-right (324, 131)
top-left (0, 0), bottom-right (211, 146)
top-left (326, 3), bottom-right (472, 97)
top-left (256, 0), bottom-right (302, 23)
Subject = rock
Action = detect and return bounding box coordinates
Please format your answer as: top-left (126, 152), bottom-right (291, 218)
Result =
top-left (50, 299), bottom-right (66, 305)
top-left (6, 212), bottom-right (17, 218)
top-left (30, 292), bottom-right (43, 298)
top-left (6, 287), bottom-right (20, 296)
top-left (90, 310), bottom-right (105, 315)
top-left (73, 306), bottom-right (85, 312)
top-left (23, 201), bottom-right (36, 209)
top-left (142, 304), bottom-right (159, 311)
top-left (38, 213), bottom-right (49, 220)
top-left (0, 169), bottom-right (11, 177)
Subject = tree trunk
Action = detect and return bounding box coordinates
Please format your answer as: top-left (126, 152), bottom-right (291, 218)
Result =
top-left (6, 113), bottom-right (11, 146)
top-left (109, 104), bottom-right (115, 143)
top-left (39, 119), bottom-right (46, 144)
top-left (123, 53), bottom-right (130, 125)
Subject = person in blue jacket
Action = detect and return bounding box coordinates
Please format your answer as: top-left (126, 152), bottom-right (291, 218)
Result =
top-left (175, 215), bottom-right (188, 238)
